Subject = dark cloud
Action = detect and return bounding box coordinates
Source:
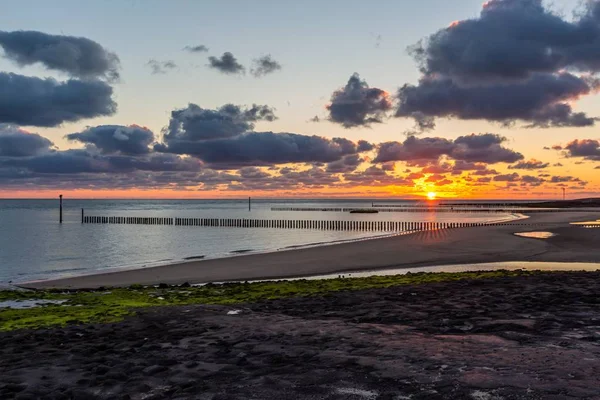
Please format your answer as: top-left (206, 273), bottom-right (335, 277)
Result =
top-left (0, 124), bottom-right (53, 157)
top-left (490, 172), bottom-right (585, 186)
top-left (549, 175), bottom-right (583, 183)
top-left (207, 52), bottom-right (245, 74)
top-left (183, 45), bottom-right (208, 53)
top-left (67, 125), bottom-right (155, 155)
top-left (357, 140), bottom-right (374, 152)
top-left (229, 165), bottom-right (342, 191)
top-left (327, 73), bottom-right (392, 128)
top-left (160, 103), bottom-right (276, 148)
top-left (0, 72), bottom-right (116, 127)
top-left (562, 139), bottom-right (600, 161)
top-left (398, 0), bottom-right (600, 129)
top-left (326, 154), bottom-right (363, 173)
top-left (509, 159), bottom-right (550, 170)
top-left (160, 132), bottom-right (366, 166)
top-left (147, 59), bottom-right (177, 74)
top-left (376, 136), bottom-right (454, 163)
top-left (396, 73), bottom-right (597, 129)
top-left (0, 30), bottom-right (120, 80)
top-left (342, 165), bottom-right (411, 187)
top-left (449, 160), bottom-right (499, 176)
top-left (251, 55), bottom-right (282, 77)
top-left (494, 173), bottom-right (520, 182)
top-left (374, 133), bottom-right (522, 164)
top-left (451, 133), bottom-right (523, 163)
top-left (0, 148), bottom-right (203, 176)
top-left (520, 175), bottom-right (544, 186)
top-left (411, 0), bottom-right (600, 82)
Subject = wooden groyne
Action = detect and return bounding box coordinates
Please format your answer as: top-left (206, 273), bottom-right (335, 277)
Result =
top-left (83, 216), bottom-right (174, 225)
top-left (83, 216), bottom-right (529, 232)
top-left (270, 207), bottom-right (560, 213)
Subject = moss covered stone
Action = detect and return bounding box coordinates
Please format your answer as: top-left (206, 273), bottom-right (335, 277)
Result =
top-left (0, 270), bottom-right (559, 331)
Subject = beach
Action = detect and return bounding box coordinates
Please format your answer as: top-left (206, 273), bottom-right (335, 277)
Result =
top-left (3, 271), bottom-right (600, 399)
top-left (21, 211), bottom-right (600, 290)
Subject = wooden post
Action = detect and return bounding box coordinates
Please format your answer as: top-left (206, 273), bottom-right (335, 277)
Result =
top-left (59, 194), bottom-right (63, 224)
top-left (249, 197), bottom-right (251, 211)
top-left (81, 208), bottom-right (84, 224)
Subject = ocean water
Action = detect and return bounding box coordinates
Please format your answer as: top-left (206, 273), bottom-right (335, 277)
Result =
top-left (0, 199), bottom-right (519, 285)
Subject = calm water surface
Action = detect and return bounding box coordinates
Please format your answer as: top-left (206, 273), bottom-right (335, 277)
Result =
top-left (0, 199), bottom-right (519, 285)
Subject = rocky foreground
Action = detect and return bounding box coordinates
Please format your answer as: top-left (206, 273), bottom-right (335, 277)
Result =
top-left (2, 272), bottom-right (600, 399)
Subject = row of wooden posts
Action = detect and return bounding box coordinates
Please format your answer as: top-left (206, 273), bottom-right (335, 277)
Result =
top-left (270, 207), bottom-right (541, 214)
top-left (82, 214), bottom-right (526, 232)
top-left (82, 216), bottom-right (174, 225)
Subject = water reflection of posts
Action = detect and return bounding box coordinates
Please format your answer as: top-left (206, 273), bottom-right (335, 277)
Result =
top-left (59, 195), bottom-right (63, 224)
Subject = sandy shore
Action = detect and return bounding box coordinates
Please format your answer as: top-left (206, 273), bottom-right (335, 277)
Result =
top-left (21, 211), bottom-right (600, 290)
top-left (3, 271), bottom-right (600, 399)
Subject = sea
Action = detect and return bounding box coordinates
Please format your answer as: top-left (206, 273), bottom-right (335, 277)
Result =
top-left (0, 199), bottom-right (522, 286)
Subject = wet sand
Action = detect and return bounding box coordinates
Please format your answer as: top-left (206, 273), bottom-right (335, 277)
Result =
top-left (3, 271), bottom-right (600, 399)
top-left (21, 211), bottom-right (600, 290)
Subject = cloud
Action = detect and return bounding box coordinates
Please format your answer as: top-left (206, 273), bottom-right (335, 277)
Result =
top-left (357, 140), bottom-right (374, 152)
top-left (397, 0), bottom-right (600, 130)
top-left (342, 165), bottom-right (411, 187)
top-left (147, 59), bottom-right (177, 74)
top-left (396, 73), bottom-right (598, 129)
top-left (549, 175), bottom-right (583, 183)
top-left (207, 52), bottom-right (245, 74)
top-left (160, 103), bottom-right (276, 146)
top-left (0, 30), bottom-right (120, 80)
top-left (251, 55), bottom-right (282, 77)
top-left (1, 147), bottom-right (203, 176)
top-left (508, 158), bottom-right (549, 170)
top-left (160, 131), bottom-right (367, 166)
top-left (562, 139), bottom-right (600, 161)
top-left (183, 45), bottom-right (208, 53)
top-left (0, 124), bottom-right (53, 156)
top-left (374, 133), bottom-right (522, 164)
top-left (411, 0), bottom-right (600, 81)
top-left (327, 73), bottom-right (392, 128)
top-left (451, 133), bottom-right (523, 163)
top-left (66, 125), bottom-right (155, 155)
top-left (326, 154), bottom-right (363, 173)
top-left (0, 72), bottom-right (116, 127)
top-left (494, 173), bottom-right (520, 182)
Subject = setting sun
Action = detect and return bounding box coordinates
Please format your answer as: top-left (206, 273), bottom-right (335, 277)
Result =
top-left (427, 192), bottom-right (437, 200)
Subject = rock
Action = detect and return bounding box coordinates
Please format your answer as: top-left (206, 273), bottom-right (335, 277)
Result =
top-left (143, 365), bottom-right (167, 375)
top-left (3, 383), bottom-right (27, 393)
top-left (94, 365), bottom-right (110, 375)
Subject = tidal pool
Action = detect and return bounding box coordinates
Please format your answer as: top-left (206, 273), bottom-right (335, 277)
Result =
top-left (514, 232), bottom-right (556, 239)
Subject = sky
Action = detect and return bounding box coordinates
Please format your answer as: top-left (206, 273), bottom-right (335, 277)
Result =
top-left (0, 0), bottom-right (599, 199)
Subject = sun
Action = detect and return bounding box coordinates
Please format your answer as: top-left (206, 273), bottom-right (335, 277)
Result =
top-left (427, 192), bottom-right (437, 200)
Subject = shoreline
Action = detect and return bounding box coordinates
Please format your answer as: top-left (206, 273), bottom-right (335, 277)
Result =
top-left (3, 271), bottom-right (600, 398)
top-left (19, 211), bottom-right (600, 290)
top-left (14, 212), bottom-right (526, 287)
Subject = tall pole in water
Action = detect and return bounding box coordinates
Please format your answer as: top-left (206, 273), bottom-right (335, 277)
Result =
top-left (248, 197), bottom-right (251, 211)
top-left (59, 194), bottom-right (63, 224)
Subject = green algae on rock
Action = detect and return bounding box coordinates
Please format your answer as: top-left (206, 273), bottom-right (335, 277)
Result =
top-left (0, 270), bottom-right (568, 331)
